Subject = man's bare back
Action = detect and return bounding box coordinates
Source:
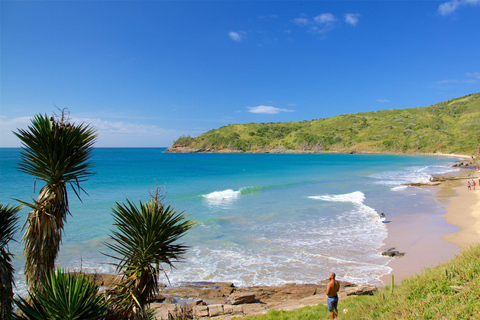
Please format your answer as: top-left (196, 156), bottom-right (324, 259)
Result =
top-left (326, 272), bottom-right (340, 319)
top-left (326, 274), bottom-right (340, 297)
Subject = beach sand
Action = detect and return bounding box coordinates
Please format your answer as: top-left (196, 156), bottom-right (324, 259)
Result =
top-left (381, 166), bottom-right (480, 285)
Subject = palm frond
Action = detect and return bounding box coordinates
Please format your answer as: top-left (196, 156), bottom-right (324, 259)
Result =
top-left (103, 194), bottom-right (195, 318)
top-left (14, 268), bottom-right (108, 320)
top-left (0, 204), bottom-right (21, 320)
top-left (13, 113), bottom-right (97, 291)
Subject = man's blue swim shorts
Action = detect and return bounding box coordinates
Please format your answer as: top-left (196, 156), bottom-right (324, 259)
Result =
top-left (327, 296), bottom-right (338, 312)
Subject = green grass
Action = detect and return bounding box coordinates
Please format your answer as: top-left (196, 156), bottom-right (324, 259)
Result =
top-left (235, 245), bottom-right (480, 319)
top-left (173, 92), bottom-right (480, 155)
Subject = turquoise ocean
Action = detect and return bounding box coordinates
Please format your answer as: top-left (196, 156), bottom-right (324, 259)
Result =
top-left (0, 148), bottom-right (459, 295)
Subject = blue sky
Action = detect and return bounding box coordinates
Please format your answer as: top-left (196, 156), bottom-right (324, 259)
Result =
top-left (1, 0), bottom-right (479, 147)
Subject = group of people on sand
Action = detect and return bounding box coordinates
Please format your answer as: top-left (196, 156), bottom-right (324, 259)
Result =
top-left (467, 178), bottom-right (480, 190)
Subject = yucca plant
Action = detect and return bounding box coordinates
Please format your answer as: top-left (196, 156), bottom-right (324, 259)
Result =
top-left (13, 111), bottom-right (97, 291)
top-left (104, 191), bottom-right (195, 319)
top-left (14, 268), bottom-right (108, 320)
top-left (0, 204), bottom-right (21, 320)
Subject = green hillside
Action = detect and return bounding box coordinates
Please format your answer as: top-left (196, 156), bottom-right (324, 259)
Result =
top-left (171, 93), bottom-right (480, 155)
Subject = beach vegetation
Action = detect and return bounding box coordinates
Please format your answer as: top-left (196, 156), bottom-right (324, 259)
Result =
top-left (103, 189), bottom-right (195, 319)
top-left (237, 245), bottom-right (480, 319)
top-left (0, 204), bottom-right (21, 320)
top-left (13, 111), bottom-right (97, 291)
top-left (13, 268), bottom-right (108, 320)
top-left (172, 92), bottom-right (480, 154)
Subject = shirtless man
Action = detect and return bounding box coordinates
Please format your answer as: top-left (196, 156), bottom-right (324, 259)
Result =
top-left (326, 272), bottom-right (340, 319)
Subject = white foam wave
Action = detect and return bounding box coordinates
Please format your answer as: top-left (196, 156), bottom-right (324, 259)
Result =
top-left (202, 189), bottom-right (240, 208)
top-left (309, 191), bottom-right (365, 204)
top-left (391, 186), bottom-right (408, 191)
top-left (370, 164), bottom-right (458, 188)
top-left (203, 189), bottom-right (241, 201)
top-left (309, 191), bottom-right (386, 229)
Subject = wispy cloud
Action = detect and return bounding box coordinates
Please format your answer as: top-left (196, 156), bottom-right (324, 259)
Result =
top-left (293, 13), bottom-right (338, 35)
top-left (429, 72), bottom-right (480, 88)
top-left (345, 13), bottom-right (360, 26)
top-left (247, 105), bottom-right (295, 114)
top-left (293, 17), bottom-right (309, 26)
top-left (314, 13), bottom-right (336, 24)
top-left (438, 0), bottom-right (480, 16)
top-left (229, 31), bottom-right (245, 42)
top-left (0, 116), bottom-right (32, 146)
top-left (0, 115), bottom-right (187, 147)
top-left (377, 99), bottom-right (390, 103)
top-left (467, 72), bottom-right (480, 79)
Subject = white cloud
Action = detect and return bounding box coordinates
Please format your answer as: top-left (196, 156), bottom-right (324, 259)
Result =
top-left (247, 105), bottom-right (295, 114)
top-left (438, 0), bottom-right (480, 15)
top-left (0, 116), bottom-right (187, 148)
top-left (229, 31), bottom-right (245, 42)
top-left (0, 116), bottom-right (33, 147)
top-left (314, 13), bottom-right (336, 24)
top-left (377, 99), bottom-right (390, 103)
top-left (345, 13), bottom-right (360, 26)
top-left (467, 72), bottom-right (480, 79)
top-left (293, 13), bottom-right (338, 35)
top-left (429, 72), bottom-right (479, 88)
top-left (293, 17), bottom-right (309, 26)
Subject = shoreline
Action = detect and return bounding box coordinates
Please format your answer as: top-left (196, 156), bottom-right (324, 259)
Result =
top-left (147, 159), bottom-right (480, 319)
top-left (380, 162), bottom-right (480, 285)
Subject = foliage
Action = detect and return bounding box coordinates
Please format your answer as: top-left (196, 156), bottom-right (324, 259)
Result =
top-left (13, 111), bottom-right (97, 291)
top-left (173, 134), bottom-right (195, 146)
top-left (14, 268), bottom-right (108, 320)
top-left (0, 204), bottom-right (21, 320)
top-left (172, 92), bottom-right (480, 154)
top-left (238, 245), bottom-right (480, 319)
top-left (103, 190), bottom-right (195, 319)
top-left (233, 304), bottom-right (330, 320)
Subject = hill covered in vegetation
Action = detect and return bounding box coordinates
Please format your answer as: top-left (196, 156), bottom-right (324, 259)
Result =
top-left (169, 93), bottom-right (480, 155)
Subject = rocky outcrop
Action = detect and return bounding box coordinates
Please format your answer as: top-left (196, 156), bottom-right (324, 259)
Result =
top-left (148, 281), bottom-right (374, 319)
top-left (84, 274), bottom-right (376, 319)
top-left (164, 145), bottom-right (208, 153)
top-left (228, 292), bottom-right (256, 305)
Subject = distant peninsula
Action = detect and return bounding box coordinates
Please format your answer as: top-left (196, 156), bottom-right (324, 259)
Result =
top-left (166, 93), bottom-right (480, 155)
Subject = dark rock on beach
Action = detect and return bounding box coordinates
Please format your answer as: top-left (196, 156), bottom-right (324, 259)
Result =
top-left (382, 247), bottom-right (406, 258)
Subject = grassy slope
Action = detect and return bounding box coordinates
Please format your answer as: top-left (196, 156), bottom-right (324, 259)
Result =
top-left (235, 245), bottom-right (480, 320)
top-left (174, 93), bottom-right (480, 154)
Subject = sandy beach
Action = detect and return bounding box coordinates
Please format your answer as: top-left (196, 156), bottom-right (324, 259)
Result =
top-left (381, 161), bottom-right (480, 285)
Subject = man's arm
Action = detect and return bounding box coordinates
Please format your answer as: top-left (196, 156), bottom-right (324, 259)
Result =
top-left (326, 281), bottom-right (333, 296)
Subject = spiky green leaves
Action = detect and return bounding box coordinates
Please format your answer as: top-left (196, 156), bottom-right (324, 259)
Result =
top-left (104, 197), bottom-right (195, 317)
top-left (0, 204), bottom-right (21, 320)
top-left (14, 268), bottom-right (108, 320)
top-left (14, 113), bottom-right (97, 191)
top-left (13, 112), bottom-right (97, 291)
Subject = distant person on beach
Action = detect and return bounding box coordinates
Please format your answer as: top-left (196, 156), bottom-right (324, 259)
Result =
top-left (468, 181), bottom-right (471, 190)
top-left (326, 272), bottom-right (340, 319)
top-left (473, 180), bottom-right (476, 190)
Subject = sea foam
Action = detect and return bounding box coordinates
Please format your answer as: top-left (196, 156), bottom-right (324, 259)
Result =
top-left (309, 191), bottom-right (382, 221)
top-left (370, 164), bottom-right (458, 188)
top-left (203, 189), bottom-right (241, 201)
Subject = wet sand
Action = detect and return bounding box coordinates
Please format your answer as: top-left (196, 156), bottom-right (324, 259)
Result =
top-left (381, 165), bottom-right (480, 285)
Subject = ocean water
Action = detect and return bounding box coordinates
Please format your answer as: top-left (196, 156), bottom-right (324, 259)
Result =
top-left (0, 148), bottom-right (459, 294)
